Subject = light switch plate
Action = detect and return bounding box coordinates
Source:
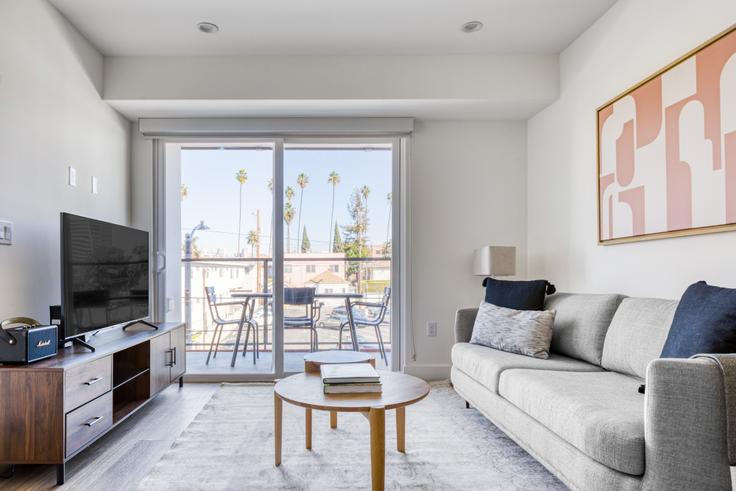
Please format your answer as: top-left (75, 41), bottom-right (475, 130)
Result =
top-left (0, 221), bottom-right (12, 246)
top-left (426, 321), bottom-right (438, 337)
top-left (91, 176), bottom-right (98, 194)
top-left (68, 166), bottom-right (77, 187)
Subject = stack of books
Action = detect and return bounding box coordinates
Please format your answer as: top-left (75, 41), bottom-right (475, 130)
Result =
top-left (320, 363), bottom-right (382, 394)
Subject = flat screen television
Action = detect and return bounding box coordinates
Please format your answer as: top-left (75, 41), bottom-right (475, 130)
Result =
top-left (60, 213), bottom-right (149, 340)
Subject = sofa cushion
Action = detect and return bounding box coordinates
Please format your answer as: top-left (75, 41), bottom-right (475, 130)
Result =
top-left (499, 369), bottom-right (645, 476)
top-left (451, 342), bottom-right (601, 393)
top-left (483, 277), bottom-right (550, 310)
top-left (470, 302), bottom-right (556, 359)
top-left (545, 293), bottom-right (625, 365)
top-left (601, 297), bottom-right (678, 379)
top-left (661, 281), bottom-right (736, 358)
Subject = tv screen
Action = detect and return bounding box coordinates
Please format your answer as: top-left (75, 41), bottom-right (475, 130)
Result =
top-left (61, 213), bottom-right (149, 339)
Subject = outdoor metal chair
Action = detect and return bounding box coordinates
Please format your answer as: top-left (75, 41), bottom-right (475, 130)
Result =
top-left (284, 287), bottom-right (320, 352)
top-left (204, 286), bottom-right (258, 366)
top-left (338, 287), bottom-right (391, 360)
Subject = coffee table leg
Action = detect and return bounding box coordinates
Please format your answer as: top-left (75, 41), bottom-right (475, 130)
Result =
top-left (305, 408), bottom-right (313, 449)
top-left (369, 407), bottom-right (386, 491)
top-left (396, 406), bottom-right (405, 453)
top-left (274, 394), bottom-right (282, 466)
top-left (330, 410), bottom-right (338, 429)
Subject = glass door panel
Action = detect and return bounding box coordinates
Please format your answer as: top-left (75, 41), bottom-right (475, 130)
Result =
top-left (281, 142), bottom-right (394, 372)
top-left (169, 142), bottom-right (276, 377)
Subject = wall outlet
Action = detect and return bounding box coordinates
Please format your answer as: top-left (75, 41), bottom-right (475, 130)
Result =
top-left (0, 221), bottom-right (12, 246)
top-left (426, 321), bottom-right (438, 337)
top-left (68, 166), bottom-right (77, 187)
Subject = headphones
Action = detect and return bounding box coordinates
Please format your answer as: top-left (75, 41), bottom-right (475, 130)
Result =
top-left (0, 317), bottom-right (42, 346)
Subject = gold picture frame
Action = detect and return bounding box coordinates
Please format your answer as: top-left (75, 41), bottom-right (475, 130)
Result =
top-left (597, 23), bottom-right (736, 245)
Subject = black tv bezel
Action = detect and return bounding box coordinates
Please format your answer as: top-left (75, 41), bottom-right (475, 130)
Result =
top-left (60, 213), bottom-right (150, 342)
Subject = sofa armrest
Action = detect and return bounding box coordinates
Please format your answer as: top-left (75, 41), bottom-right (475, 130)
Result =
top-left (454, 308), bottom-right (478, 343)
top-left (642, 358), bottom-right (731, 490)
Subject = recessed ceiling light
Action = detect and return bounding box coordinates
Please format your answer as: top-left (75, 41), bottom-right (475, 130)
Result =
top-left (461, 21), bottom-right (483, 33)
top-left (197, 22), bottom-right (220, 34)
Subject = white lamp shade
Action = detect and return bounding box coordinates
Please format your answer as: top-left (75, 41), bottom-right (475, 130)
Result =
top-left (473, 246), bottom-right (516, 276)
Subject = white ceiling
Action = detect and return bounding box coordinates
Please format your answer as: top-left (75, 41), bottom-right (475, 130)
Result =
top-left (50, 0), bottom-right (616, 57)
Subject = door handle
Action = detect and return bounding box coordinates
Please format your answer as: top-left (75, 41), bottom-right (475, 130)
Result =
top-left (83, 416), bottom-right (104, 427)
top-left (172, 346), bottom-right (177, 366)
top-left (165, 348), bottom-right (174, 367)
top-left (156, 252), bottom-right (166, 273)
top-left (84, 377), bottom-right (103, 386)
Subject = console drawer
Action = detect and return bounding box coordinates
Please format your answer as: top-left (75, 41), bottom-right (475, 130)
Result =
top-left (65, 392), bottom-right (112, 457)
top-left (65, 356), bottom-right (112, 411)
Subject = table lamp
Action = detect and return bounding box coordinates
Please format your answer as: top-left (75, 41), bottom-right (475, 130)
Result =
top-left (473, 246), bottom-right (516, 277)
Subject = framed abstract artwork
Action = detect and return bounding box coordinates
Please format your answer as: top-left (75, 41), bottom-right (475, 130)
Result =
top-left (597, 24), bottom-right (736, 244)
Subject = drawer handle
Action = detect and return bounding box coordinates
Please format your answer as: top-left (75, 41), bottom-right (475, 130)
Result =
top-left (83, 416), bottom-right (104, 427)
top-left (84, 377), bottom-right (103, 386)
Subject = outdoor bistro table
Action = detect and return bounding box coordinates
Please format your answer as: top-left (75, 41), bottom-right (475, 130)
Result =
top-left (230, 292), bottom-right (365, 352)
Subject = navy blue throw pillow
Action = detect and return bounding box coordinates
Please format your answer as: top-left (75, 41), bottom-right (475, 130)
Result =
top-left (660, 281), bottom-right (736, 358)
top-left (483, 277), bottom-right (556, 311)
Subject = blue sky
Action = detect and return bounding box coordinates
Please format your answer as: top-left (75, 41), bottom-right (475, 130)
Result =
top-left (181, 147), bottom-right (392, 255)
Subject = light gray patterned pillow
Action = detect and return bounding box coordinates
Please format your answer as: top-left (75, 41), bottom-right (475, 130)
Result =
top-left (470, 302), bottom-right (556, 359)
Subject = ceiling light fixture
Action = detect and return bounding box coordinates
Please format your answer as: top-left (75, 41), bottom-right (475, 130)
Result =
top-left (460, 21), bottom-right (483, 33)
top-left (197, 22), bottom-right (220, 34)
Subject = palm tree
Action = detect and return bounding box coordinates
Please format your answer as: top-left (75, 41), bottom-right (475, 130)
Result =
top-left (296, 173), bottom-right (309, 251)
top-left (180, 184), bottom-right (189, 201)
top-left (327, 171), bottom-right (341, 252)
top-left (246, 230), bottom-right (259, 257)
top-left (235, 169), bottom-right (248, 256)
top-left (284, 202), bottom-right (295, 253)
top-left (284, 186), bottom-right (296, 252)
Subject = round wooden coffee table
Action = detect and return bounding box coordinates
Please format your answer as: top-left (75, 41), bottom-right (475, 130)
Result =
top-left (274, 371), bottom-right (430, 491)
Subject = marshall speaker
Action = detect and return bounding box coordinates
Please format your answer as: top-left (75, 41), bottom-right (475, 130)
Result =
top-left (0, 317), bottom-right (58, 364)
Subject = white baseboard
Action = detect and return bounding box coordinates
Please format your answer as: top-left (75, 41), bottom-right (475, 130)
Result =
top-left (402, 363), bottom-right (451, 381)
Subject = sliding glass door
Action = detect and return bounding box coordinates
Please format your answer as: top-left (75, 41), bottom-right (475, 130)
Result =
top-left (156, 137), bottom-right (400, 381)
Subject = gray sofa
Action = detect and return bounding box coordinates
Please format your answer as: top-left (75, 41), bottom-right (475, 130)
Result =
top-left (451, 293), bottom-right (732, 491)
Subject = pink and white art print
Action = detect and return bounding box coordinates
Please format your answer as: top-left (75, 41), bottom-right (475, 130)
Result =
top-left (597, 25), bottom-right (736, 244)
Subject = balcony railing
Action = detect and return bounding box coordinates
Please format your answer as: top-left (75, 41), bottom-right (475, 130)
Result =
top-left (180, 256), bottom-right (391, 355)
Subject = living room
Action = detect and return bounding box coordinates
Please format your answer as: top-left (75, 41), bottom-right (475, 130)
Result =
top-left (1, 0), bottom-right (735, 489)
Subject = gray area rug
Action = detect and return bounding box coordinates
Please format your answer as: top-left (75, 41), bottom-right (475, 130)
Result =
top-left (139, 382), bottom-right (566, 490)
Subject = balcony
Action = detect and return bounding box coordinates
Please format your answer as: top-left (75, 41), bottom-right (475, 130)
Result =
top-left (180, 255), bottom-right (392, 374)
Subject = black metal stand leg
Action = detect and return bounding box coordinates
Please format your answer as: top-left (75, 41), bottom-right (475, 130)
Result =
top-left (122, 319), bottom-right (159, 331)
top-left (56, 463), bottom-right (65, 486)
top-left (179, 376), bottom-right (184, 388)
top-left (70, 337), bottom-right (95, 352)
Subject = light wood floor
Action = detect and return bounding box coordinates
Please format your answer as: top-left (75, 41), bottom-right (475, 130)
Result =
top-left (0, 383), bottom-right (220, 490)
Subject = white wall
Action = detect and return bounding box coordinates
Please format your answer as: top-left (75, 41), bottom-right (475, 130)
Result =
top-left (406, 120), bottom-right (527, 379)
top-left (527, 0), bottom-right (736, 300)
top-left (0, 0), bottom-right (131, 321)
top-left (104, 53), bottom-right (557, 100)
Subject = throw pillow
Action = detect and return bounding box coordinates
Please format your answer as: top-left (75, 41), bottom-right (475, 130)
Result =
top-left (470, 301), bottom-right (556, 359)
top-left (483, 277), bottom-right (557, 311)
top-left (660, 281), bottom-right (736, 358)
